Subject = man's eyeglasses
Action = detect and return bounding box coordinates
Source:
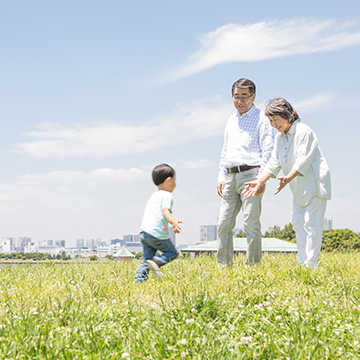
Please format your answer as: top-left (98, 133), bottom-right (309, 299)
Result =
top-left (232, 94), bottom-right (253, 102)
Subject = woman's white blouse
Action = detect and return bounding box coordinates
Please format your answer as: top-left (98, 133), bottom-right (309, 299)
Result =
top-left (263, 121), bottom-right (331, 207)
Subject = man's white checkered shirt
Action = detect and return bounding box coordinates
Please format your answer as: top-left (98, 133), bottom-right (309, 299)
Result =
top-left (218, 105), bottom-right (274, 183)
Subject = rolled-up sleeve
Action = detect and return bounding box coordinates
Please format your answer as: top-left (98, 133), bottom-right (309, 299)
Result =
top-left (292, 128), bottom-right (317, 176)
top-left (263, 138), bottom-right (281, 178)
top-left (258, 114), bottom-right (274, 174)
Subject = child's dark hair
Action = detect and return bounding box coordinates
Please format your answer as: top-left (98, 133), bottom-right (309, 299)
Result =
top-left (152, 163), bottom-right (175, 186)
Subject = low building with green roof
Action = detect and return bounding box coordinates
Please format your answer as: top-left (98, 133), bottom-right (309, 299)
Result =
top-left (181, 238), bottom-right (297, 257)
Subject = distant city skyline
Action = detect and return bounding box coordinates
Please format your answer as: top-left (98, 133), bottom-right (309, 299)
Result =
top-left (0, 217), bottom-right (336, 255)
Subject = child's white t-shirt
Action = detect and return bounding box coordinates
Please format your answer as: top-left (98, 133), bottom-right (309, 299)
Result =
top-left (140, 190), bottom-right (173, 240)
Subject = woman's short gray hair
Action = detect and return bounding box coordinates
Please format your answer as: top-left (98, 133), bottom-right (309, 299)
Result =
top-left (265, 98), bottom-right (300, 124)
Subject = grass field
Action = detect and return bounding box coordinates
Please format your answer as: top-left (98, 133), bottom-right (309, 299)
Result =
top-left (1, 252), bottom-right (360, 359)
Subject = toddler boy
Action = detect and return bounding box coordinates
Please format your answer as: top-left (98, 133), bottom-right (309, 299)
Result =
top-left (135, 163), bottom-right (182, 283)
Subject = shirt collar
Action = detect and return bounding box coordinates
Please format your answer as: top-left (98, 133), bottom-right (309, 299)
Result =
top-left (280, 120), bottom-right (298, 139)
top-left (237, 104), bottom-right (256, 119)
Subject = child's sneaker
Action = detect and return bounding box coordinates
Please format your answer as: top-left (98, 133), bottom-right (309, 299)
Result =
top-left (146, 259), bottom-right (163, 279)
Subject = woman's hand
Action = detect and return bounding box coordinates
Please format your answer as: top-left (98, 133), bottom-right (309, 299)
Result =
top-left (274, 170), bottom-right (300, 194)
top-left (242, 180), bottom-right (265, 198)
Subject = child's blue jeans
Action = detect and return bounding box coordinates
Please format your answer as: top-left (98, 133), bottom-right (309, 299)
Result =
top-left (135, 231), bottom-right (179, 283)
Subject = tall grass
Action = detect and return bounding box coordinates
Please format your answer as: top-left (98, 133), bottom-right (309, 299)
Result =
top-left (0, 253), bottom-right (360, 359)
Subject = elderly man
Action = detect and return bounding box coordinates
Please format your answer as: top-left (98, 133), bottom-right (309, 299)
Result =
top-left (217, 78), bottom-right (273, 266)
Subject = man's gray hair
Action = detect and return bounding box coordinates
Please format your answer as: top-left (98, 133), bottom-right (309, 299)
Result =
top-left (265, 98), bottom-right (300, 124)
top-left (231, 78), bottom-right (256, 96)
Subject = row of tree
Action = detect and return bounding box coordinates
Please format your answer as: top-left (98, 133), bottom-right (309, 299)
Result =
top-left (0, 252), bottom-right (140, 261)
top-left (237, 223), bottom-right (360, 251)
top-left (0, 251), bottom-right (71, 261)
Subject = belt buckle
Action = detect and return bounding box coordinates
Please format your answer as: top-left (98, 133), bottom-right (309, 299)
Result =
top-left (228, 166), bottom-right (239, 174)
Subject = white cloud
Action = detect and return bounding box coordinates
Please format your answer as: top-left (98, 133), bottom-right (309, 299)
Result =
top-left (167, 19), bottom-right (360, 80)
top-left (0, 167), bottom-right (149, 211)
top-left (0, 167), bottom-right (151, 241)
top-left (17, 167), bottom-right (148, 186)
top-left (14, 92), bottom-right (336, 159)
top-left (258, 93), bottom-right (333, 114)
top-left (293, 93), bottom-right (333, 113)
top-left (177, 159), bottom-right (215, 169)
top-left (15, 97), bottom-right (232, 158)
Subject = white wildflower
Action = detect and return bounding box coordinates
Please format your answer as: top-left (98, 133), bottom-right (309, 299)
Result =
top-left (240, 336), bottom-right (252, 344)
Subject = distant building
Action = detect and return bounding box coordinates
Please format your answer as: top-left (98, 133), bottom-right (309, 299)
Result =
top-left (123, 234), bottom-right (140, 243)
top-left (27, 242), bottom-right (38, 253)
top-left (85, 239), bottom-right (93, 249)
top-left (0, 236), bottom-right (32, 252)
top-left (268, 225), bottom-right (281, 233)
top-left (94, 238), bottom-right (104, 247)
top-left (199, 224), bottom-right (217, 243)
top-left (0, 238), bottom-right (12, 253)
top-left (182, 237), bottom-right (297, 257)
top-left (97, 246), bottom-right (111, 255)
top-left (75, 238), bottom-right (101, 250)
top-left (114, 247), bottom-right (135, 262)
top-left (125, 242), bottom-right (142, 252)
top-left (55, 240), bottom-right (66, 248)
top-left (110, 238), bottom-right (125, 246)
top-left (76, 239), bottom-right (85, 249)
top-left (13, 237), bottom-right (32, 252)
top-left (323, 217), bottom-right (333, 230)
top-left (37, 239), bottom-right (66, 254)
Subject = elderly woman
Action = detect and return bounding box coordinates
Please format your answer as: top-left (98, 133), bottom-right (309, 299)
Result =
top-left (243, 98), bottom-right (331, 268)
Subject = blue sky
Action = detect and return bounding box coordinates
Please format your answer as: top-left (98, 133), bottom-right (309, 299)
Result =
top-left (1, 0), bottom-right (360, 246)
